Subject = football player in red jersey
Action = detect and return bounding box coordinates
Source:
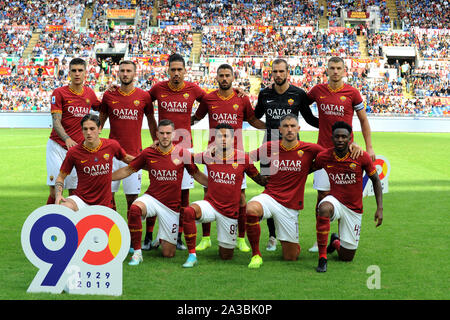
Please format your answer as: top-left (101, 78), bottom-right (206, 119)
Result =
top-left (54, 114), bottom-right (134, 210)
top-left (99, 60), bottom-right (157, 217)
top-left (112, 119), bottom-right (207, 265)
top-left (314, 121), bottom-right (383, 272)
top-left (181, 123), bottom-right (267, 268)
top-left (306, 56), bottom-right (373, 253)
top-left (245, 114), bottom-right (324, 268)
top-left (191, 64), bottom-right (266, 253)
top-left (146, 53), bottom-right (206, 250)
top-left (46, 58), bottom-right (101, 206)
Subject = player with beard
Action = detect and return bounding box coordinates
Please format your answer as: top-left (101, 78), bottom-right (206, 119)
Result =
top-left (245, 114), bottom-right (324, 268)
top-left (99, 60), bottom-right (157, 215)
top-left (112, 119), bottom-right (208, 265)
top-left (254, 58), bottom-right (319, 252)
top-left (181, 123), bottom-right (268, 268)
top-left (191, 64), bottom-right (266, 253)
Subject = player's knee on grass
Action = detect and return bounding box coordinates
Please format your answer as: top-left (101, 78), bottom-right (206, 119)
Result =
top-left (338, 246), bottom-right (356, 262)
top-left (281, 241), bottom-right (300, 261)
top-left (318, 201), bottom-right (333, 218)
top-left (219, 246), bottom-right (234, 260)
top-left (161, 240), bottom-right (176, 258)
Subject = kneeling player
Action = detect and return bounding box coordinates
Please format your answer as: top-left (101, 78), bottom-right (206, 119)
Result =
top-left (245, 114), bottom-right (324, 268)
top-left (181, 123), bottom-right (267, 268)
top-left (314, 121), bottom-right (383, 272)
top-left (112, 119), bottom-right (207, 265)
top-left (55, 114), bottom-right (133, 210)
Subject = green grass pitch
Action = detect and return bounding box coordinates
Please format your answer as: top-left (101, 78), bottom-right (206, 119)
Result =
top-left (0, 128), bottom-right (449, 300)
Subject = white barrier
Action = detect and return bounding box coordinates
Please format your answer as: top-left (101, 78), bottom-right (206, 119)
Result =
top-left (1, 113), bottom-right (450, 133)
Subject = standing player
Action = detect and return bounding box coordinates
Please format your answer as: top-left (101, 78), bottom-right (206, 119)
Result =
top-left (147, 53), bottom-right (206, 250)
top-left (314, 121), bottom-right (383, 272)
top-left (46, 58), bottom-right (101, 205)
top-left (245, 114), bottom-right (324, 268)
top-left (54, 114), bottom-right (133, 210)
top-left (181, 123), bottom-right (267, 268)
top-left (112, 119), bottom-right (208, 265)
top-left (306, 56), bottom-right (375, 253)
top-left (254, 58), bottom-right (319, 252)
top-left (99, 60), bottom-right (157, 212)
top-left (191, 63), bottom-right (266, 253)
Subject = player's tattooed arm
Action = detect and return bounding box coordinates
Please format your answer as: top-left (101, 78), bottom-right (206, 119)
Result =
top-left (54, 173), bottom-right (67, 204)
top-left (52, 113), bottom-right (77, 149)
top-left (250, 173), bottom-right (268, 186)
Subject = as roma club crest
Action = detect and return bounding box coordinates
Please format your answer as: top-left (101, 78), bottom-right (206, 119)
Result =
top-left (288, 98), bottom-right (294, 106)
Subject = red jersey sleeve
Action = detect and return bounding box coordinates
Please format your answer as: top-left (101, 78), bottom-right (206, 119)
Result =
top-left (111, 139), bottom-right (127, 161)
top-left (50, 88), bottom-right (63, 114)
top-left (88, 87), bottom-right (101, 111)
top-left (194, 98), bottom-right (209, 120)
top-left (352, 88), bottom-right (364, 111)
top-left (194, 85), bottom-right (206, 102)
top-left (361, 152), bottom-right (377, 176)
top-left (143, 91), bottom-right (154, 116)
top-left (313, 151), bottom-right (326, 170)
top-left (306, 85), bottom-right (318, 104)
top-left (60, 149), bottom-right (75, 175)
top-left (129, 148), bottom-right (149, 172)
top-left (148, 83), bottom-right (160, 100)
top-left (244, 154), bottom-right (259, 178)
top-left (242, 95), bottom-right (255, 121)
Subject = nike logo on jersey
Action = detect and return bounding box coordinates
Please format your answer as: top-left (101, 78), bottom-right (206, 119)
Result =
top-left (211, 105), bottom-right (221, 109)
top-left (161, 94), bottom-right (168, 98)
top-left (81, 160), bottom-right (88, 163)
top-left (111, 101), bottom-right (120, 104)
top-left (151, 160), bottom-right (158, 163)
top-left (267, 100), bottom-right (275, 103)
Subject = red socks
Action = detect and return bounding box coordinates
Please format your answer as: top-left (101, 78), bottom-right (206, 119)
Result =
top-left (146, 216), bottom-right (156, 234)
top-left (182, 206), bottom-right (197, 254)
top-left (47, 195), bottom-right (55, 205)
top-left (238, 205), bottom-right (246, 238)
top-left (179, 189), bottom-right (190, 234)
top-left (202, 222), bottom-right (211, 237)
top-left (246, 214), bottom-right (261, 257)
top-left (316, 215), bottom-right (330, 259)
top-left (128, 204), bottom-right (143, 250)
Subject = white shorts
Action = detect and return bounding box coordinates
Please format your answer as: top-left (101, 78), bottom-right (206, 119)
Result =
top-left (46, 139), bottom-right (77, 189)
top-left (313, 168), bottom-right (330, 191)
top-left (249, 193), bottom-right (299, 243)
top-left (319, 195), bottom-right (362, 250)
top-left (204, 166), bottom-right (247, 189)
top-left (193, 200), bottom-right (238, 249)
top-left (182, 148), bottom-right (195, 190)
top-left (66, 195), bottom-right (89, 211)
top-left (111, 157), bottom-right (142, 194)
top-left (135, 193), bottom-right (179, 245)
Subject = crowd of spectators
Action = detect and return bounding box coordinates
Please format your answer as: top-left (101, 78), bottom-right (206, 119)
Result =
top-left (396, 0), bottom-right (449, 30)
top-left (202, 27), bottom-right (359, 57)
top-left (0, 0), bottom-right (448, 116)
top-left (158, 0), bottom-right (319, 28)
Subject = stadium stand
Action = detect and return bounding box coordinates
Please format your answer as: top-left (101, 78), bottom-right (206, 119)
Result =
top-left (0, 0), bottom-right (448, 116)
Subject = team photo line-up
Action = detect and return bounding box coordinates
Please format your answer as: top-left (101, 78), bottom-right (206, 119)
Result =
top-left (47, 53), bottom-right (383, 272)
